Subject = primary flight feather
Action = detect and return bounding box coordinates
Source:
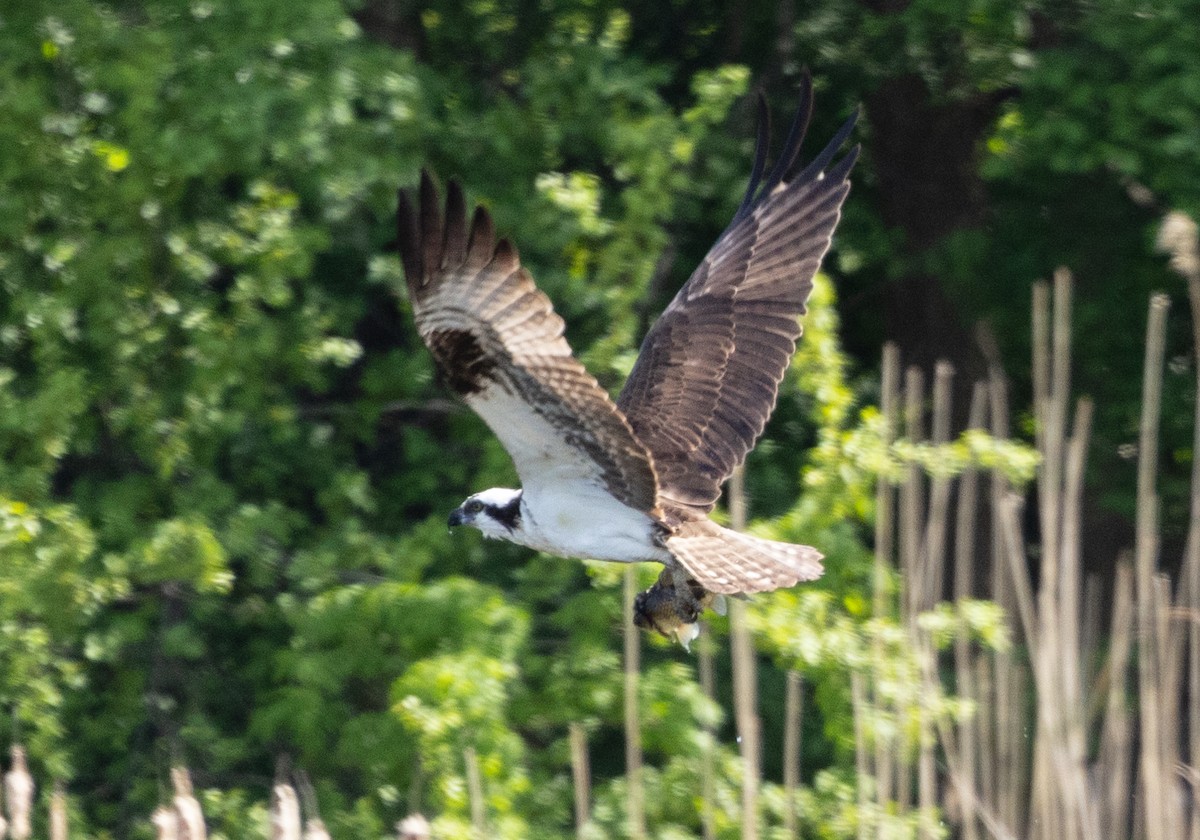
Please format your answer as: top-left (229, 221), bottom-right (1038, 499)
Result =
top-left (396, 76), bottom-right (858, 643)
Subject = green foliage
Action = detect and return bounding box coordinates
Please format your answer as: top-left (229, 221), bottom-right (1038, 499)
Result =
top-left (0, 0), bottom-right (1190, 837)
top-left (0, 499), bottom-right (102, 775)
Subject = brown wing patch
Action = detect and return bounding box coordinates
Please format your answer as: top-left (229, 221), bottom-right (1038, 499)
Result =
top-left (428, 328), bottom-right (496, 395)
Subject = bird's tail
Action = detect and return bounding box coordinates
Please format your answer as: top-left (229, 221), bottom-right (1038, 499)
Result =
top-left (665, 519), bottom-right (824, 595)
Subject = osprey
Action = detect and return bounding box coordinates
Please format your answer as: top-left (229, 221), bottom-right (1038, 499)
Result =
top-left (397, 78), bottom-right (858, 644)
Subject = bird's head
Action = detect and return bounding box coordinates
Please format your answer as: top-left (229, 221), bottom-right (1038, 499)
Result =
top-left (447, 488), bottom-right (523, 540)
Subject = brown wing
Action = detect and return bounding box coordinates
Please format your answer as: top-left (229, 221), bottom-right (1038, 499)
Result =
top-left (617, 78), bottom-right (859, 514)
top-left (397, 171), bottom-right (659, 512)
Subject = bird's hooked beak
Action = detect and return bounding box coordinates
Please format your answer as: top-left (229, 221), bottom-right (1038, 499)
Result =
top-left (447, 507), bottom-right (467, 528)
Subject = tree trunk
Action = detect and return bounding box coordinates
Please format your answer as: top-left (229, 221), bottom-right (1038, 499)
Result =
top-left (864, 72), bottom-right (1012, 425)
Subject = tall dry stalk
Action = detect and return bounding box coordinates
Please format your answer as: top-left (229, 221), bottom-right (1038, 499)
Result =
top-left (851, 672), bottom-right (869, 840)
top-left (900, 365), bottom-right (926, 627)
top-left (396, 813), bottom-right (431, 840)
top-left (4, 745), bottom-right (32, 840)
top-left (1135, 294), bottom-right (1171, 840)
top-left (302, 818), bottom-right (332, 840)
top-left (50, 782), bottom-right (67, 840)
top-left (953, 383), bottom-right (988, 840)
top-left (296, 770), bottom-right (331, 840)
top-left (463, 746), bottom-right (486, 838)
top-left (568, 722), bottom-right (591, 840)
top-left (1158, 209), bottom-right (1200, 840)
top-left (271, 780), bottom-right (302, 840)
top-left (698, 621), bottom-right (717, 840)
top-left (622, 566), bottom-right (646, 840)
top-left (171, 766), bottom-right (205, 840)
top-left (872, 342), bottom-right (901, 812)
top-left (783, 670), bottom-right (803, 839)
top-left (728, 465), bottom-right (761, 840)
top-left (895, 365), bottom-right (925, 818)
top-left (918, 362), bottom-right (954, 840)
top-left (152, 806), bottom-right (179, 840)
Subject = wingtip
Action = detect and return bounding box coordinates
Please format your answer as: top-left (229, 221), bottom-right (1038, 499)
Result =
top-left (493, 236), bottom-right (519, 268)
top-left (443, 178), bottom-right (469, 264)
top-left (419, 168), bottom-right (440, 214)
top-left (734, 91), bottom-right (773, 222)
top-left (466, 204), bottom-right (496, 268)
top-left (796, 106), bottom-right (860, 184)
top-left (760, 77), bottom-right (814, 196)
top-left (418, 170), bottom-right (444, 281)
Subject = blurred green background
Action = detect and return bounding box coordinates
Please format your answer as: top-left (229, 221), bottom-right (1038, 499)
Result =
top-left (1, 0), bottom-right (1198, 836)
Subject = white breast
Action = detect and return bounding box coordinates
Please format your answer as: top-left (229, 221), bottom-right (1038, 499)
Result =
top-left (516, 483), bottom-right (671, 564)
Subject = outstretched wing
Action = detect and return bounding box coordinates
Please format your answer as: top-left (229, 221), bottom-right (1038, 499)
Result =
top-left (618, 77), bottom-right (859, 514)
top-left (398, 171), bottom-right (659, 512)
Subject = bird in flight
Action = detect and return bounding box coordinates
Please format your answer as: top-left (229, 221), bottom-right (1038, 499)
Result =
top-left (397, 77), bottom-right (857, 645)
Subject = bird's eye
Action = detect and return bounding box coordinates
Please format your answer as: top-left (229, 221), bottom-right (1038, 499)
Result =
top-left (465, 500), bottom-right (484, 514)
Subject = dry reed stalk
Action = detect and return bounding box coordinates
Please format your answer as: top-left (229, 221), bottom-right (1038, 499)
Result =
top-left (1171, 210), bottom-right (1200, 840)
top-left (698, 622), bottom-right (716, 840)
top-left (874, 342), bottom-right (901, 615)
top-left (622, 566), bottom-right (646, 840)
top-left (986, 366), bottom-right (1025, 835)
top-left (901, 365), bottom-right (926, 625)
top-left (464, 746), bottom-right (486, 838)
top-left (271, 782), bottom-right (302, 840)
top-left (974, 655), bottom-right (994, 823)
top-left (917, 362), bottom-right (954, 839)
top-left (1045, 277), bottom-right (1070, 759)
top-left (851, 671), bottom-right (869, 840)
top-left (1007, 662), bottom-right (1029, 836)
top-left (921, 361), bottom-right (955, 608)
top-left (302, 819), bottom-right (332, 840)
top-left (728, 466), bottom-right (761, 840)
top-left (295, 771), bottom-right (331, 840)
top-left (1024, 276), bottom-right (1061, 838)
top-left (1101, 560), bottom-right (1135, 838)
top-left (996, 494), bottom-right (1037, 655)
top-left (1153, 574), bottom-right (1184, 839)
top-left (1031, 281), bottom-right (1050, 452)
top-left (783, 671), bottom-right (803, 839)
top-left (895, 365), bottom-right (926, 818)
top-left (568, 723), bottom-right (591, 840)
top-left (4, 745), bottom-right (33, 840)
top-left (1080, 573), bottom-right (1102, 707)
top-left (1135, 294), bottom-right (1170, 840)
top-left (916, 689), bottom-right (937, 840)
top-left (917, 627), bottom-right (1015, 840)
top-left (1024, 708), bottom-right (1055, 840)
top-left (1159, 208), bottom-right (1200, 840)
top-left (396, 813), bottom-right (431, 840)
top-left (1060, 399), bottom-right (1092, 717)
top-left (50, 782), bottom-right (67, 840)
top-left (1066, 400), bottom-right (1100, 839)
top-left (873, 342), bottom-right (901, 812)
top-left (1133, 782), bottom-right (1147, 840)
top-left (1036, 270), bottom-right (1103, 839)
top-left (152, 806), bottom-right (179, 840)
top-left (171, 766), bottom-right (205, 840)
top-left (996, 490), bottom-right (1037, 836)
top-left (952, 382), bottom-right (987, 840)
